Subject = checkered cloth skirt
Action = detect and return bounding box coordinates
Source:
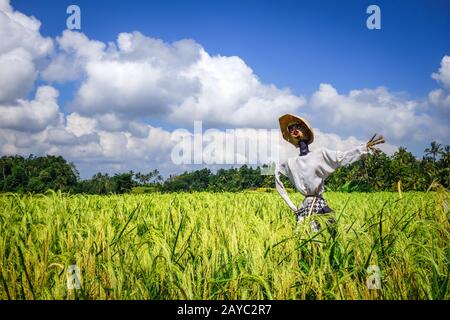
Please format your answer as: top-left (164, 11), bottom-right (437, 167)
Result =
top-left (296, 195), bottom-right (333, 221)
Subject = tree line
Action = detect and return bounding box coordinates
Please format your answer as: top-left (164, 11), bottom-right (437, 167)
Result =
top-left (0, 142), bottom-right (448, 194)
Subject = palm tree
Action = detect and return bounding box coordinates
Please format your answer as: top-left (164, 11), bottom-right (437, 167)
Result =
top-left (394, 147), bottom-right (413, 165)
top-left (424, 141), bottom-right (442, 162)
top-left (440, 145), bottom-right (450, 164)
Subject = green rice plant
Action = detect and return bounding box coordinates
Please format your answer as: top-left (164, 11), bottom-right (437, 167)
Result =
top-left (0, 190), bottom-right (448, 300)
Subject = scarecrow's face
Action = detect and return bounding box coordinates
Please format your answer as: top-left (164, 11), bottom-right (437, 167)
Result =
top-left (288, 123), bottom-right (307, 140)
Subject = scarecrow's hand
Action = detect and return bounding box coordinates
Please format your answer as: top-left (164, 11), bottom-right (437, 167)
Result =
top-left (366, 134), bottom-right (385, 155)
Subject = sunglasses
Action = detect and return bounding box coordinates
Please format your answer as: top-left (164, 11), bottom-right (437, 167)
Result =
top-left (288, 124), bottom-right (303, 132)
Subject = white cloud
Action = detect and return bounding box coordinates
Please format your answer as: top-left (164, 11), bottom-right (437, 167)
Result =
top-left (45, 127), bottom-right (79, 146)
top-left (0, 48), bottom-right (36, 103)
top-left (429, 88), bottom-right (450, 109)
top-left (43, 30), bottom-right (306, 128)
top-left (309, 83), bottom-right (449, 145)
top-left (0, 112), bottom-right (175, 178)
top-left (42, 30), bottom-right (105, 83)
top-left (65, 112), bottom-right (98, 137)
top-left (0, 0), bottom-right (52, 102)
top-left (96, 113), bottom-right (150, 138)
top-left (170, 49), bottom-right (306, 127)
top-left (429, 56), bottom-right (450, 118)
top-left (432, 55), bottom-right (450, 88)
top-left (0, 0), bottom-right (52, 58)
top-left (72, 57), bottom-right (199, 117)
top-left (43, 30), bottom-right (202, 117)
top-left (0, 86), bottom-right (62, 132)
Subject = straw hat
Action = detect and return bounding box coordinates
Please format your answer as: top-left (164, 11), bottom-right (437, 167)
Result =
top-left (279, 114), bottom-right (314, 146)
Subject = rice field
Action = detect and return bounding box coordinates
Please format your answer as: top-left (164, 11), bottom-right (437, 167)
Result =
top-left (0, 190), bottom-right (449, 300)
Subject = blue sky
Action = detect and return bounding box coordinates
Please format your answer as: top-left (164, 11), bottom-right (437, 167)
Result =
top-left (1, 0), bottom-right (450, 178)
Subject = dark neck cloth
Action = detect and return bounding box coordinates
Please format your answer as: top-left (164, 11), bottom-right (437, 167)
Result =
top-left (299, 140), bottom-right (309, 156)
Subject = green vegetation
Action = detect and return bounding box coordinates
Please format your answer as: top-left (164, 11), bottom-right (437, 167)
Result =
top-left (1, 142), bottom-right (449, 194)
top-left (0, 190), bottom-right (448, 299)
top-left (0, 155), bottom-right (78, 193)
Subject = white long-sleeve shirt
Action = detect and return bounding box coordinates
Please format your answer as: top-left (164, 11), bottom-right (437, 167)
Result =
top-left (275, 144), bottom-right (369, 212)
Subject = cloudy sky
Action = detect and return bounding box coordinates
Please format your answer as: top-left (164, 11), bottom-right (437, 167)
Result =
top-left (1, 0), bottom-right (449, 178)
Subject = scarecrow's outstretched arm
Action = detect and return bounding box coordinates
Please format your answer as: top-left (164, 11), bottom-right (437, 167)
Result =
top-left (275, 164), bottom-right (298, 212)
top-left (321, 135), bottom-right (385, 171)
top-left (322, 144), bottom-right (369, 170)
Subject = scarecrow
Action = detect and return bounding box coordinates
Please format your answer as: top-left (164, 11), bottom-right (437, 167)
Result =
top-left (275, 114), bottom-right (385, 232)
